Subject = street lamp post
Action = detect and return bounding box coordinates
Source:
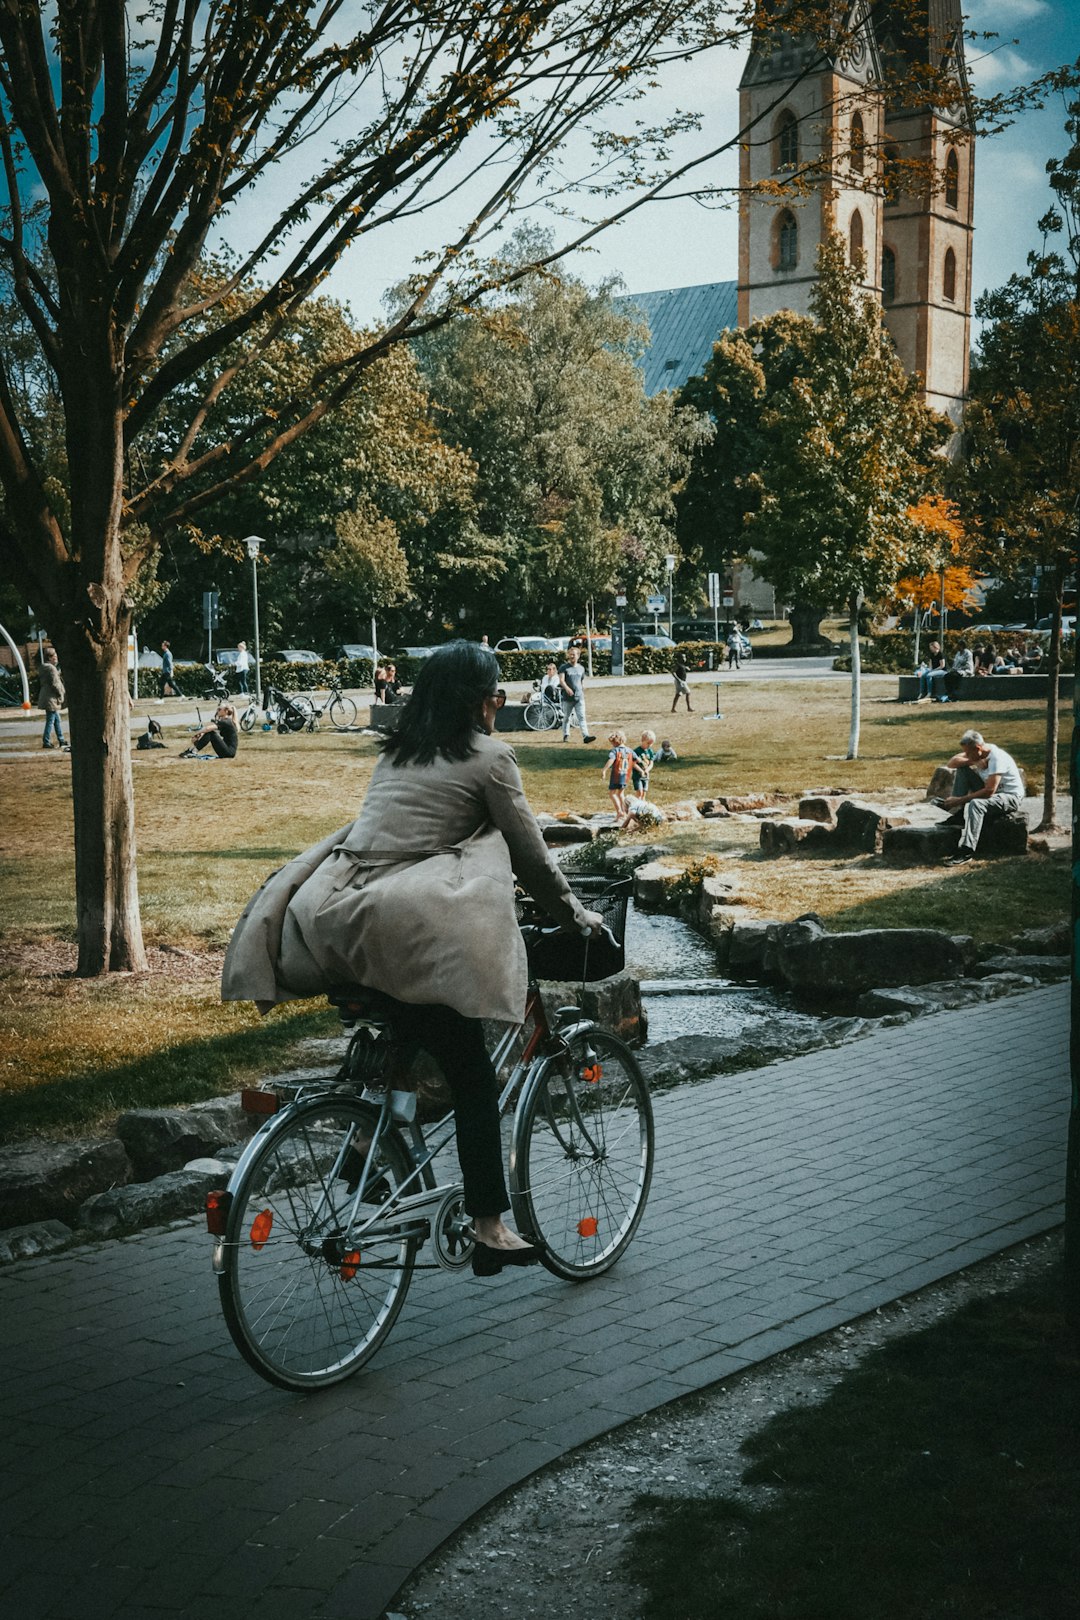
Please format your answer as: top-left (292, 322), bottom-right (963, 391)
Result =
top-left (244, 536), bottom-right (265, 712)
top-left (665, 553), bottom-right (676, 638)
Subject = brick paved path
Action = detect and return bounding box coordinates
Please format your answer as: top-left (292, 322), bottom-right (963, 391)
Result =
top-left (0, 983), bottom-right (1068, 1620)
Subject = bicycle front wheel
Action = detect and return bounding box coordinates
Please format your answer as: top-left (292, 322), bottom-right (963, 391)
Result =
top-left (218, 1096), bottom-right (417, 1389)
top-left (510, 1028), bottom-right (654, 1281)
top-left (328, 694), bottom-right (357, 729)
top-left (522, 699), bottom-right (546, 731)
top-left (239, 706), bottom-right (257, 733)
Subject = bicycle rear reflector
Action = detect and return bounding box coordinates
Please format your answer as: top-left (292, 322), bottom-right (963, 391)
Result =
top-left (577, 1217), bottom-right (598, 1238)
top-left (241, 1088), bottom-right (280, 1115)
top-left (582, 1063), bottom-right (602, 1084)
top-left (249, 1210), bottom-right (274, 1249)
top-left (205, 1189), bottom-right (232, 1235)
top-left (339, 1251), bottom-right (361, 1281)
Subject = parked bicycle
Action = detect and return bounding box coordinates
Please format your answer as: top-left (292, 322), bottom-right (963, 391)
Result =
top-left (297, 677), bottom-right (359, 733)
top-left (206, 877), bottom-right (652, 1390)
top-left (523, 680), bottom-right (562, 731)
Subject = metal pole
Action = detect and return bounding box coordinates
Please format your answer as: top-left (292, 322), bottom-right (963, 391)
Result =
top-left (251, 554), bottom-right (262, 711)
top-left (370, 614), bottom-right (378, 661)
top-left (132, 623), bottom-right (139, 703)
top-left (586, 599), bottom-right (594, 679)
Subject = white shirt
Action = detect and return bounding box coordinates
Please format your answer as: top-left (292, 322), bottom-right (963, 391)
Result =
top-left (235, 649), bottom-right (252, 672)
top-left (977, 745), bottom-right (1024, 798)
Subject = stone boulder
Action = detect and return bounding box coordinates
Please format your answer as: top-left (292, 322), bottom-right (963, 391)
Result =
top-left (770, 926), bottom-right (975, 996)
top-left (0, 1136), bottom-right (132, 1228)
top-left (77, 1158), bottom-right (233, 1237)
top-left (881, 824), bottom-right (961, 865)
top-left (116, 1095), bottom-right (258, 1181)
top-left (1014, 923), bottom-right (1069, 955)
top-left (665, 800), bottom-right (703, 822)
top-left (972, 954), bottom-right (1068, 982)
top-left (697, 799), bottom-right (732, 818)
top-left (759, 819), bottom-right (837, 856)
top-left (714, 793), bottom-right (787, 813)
top-left (694, 874), bottom-right (741, 932)
top-left (542, 821), bottom-right (594, 845)
top-left (834, 799), bottom-right (904, 853)
top-left (926, 766), bottom-right (955, 800)
top-left (603, 845), bottom-right (671, 872)
top-left (539, 972), bottom-right (646, 1047)
top-left (633, 861), bottom-right (683, 908)
top-left (727, 919), bottom-right (776, 974)
top-left (856, 973), bottom-right (1038, 1019)
top-left (977, 813), bottom-right (1029, 858)
top-left (0, 1219), bottom-right (74, 1264)
top-left (798, 795), bottom-right (840, 825)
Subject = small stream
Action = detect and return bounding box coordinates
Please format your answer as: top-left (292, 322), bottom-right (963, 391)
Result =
top-left (625, 904), bottom-right (823, 1047)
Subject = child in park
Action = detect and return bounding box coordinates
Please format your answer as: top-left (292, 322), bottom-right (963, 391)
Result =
top-left (602, 729), bottom-right (634, 825)
top-left (657, 738), bottom-right (678, 763)
top-left (632, 730), bottom-right (657, 796)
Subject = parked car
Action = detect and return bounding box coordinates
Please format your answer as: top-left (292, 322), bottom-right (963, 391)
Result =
top-left (627, 632), bottom-right (676, 651)
top-left (494, 635), bottom-right (568, 653)
top-left (1034, 615), bottom-right (1076, 634)
top-left (214, 647), bottom-right (241, 667)
top-left (390, 645), bottom-right (440, 661)
top-left (329, 643), bottom-right (379, 662)
top-left (269, 648), bottom-right (322, 664)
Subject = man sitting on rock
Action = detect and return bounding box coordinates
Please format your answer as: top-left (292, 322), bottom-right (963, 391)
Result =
top-left (937, 729), bottom-right (1025, 866)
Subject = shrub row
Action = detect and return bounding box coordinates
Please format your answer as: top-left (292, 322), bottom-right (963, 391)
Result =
top-left (832, 630), bottom-right (1066, 675)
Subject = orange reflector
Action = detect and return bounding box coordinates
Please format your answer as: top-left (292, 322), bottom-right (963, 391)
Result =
top-left (577, 1216), bottom-right (598, 1238)
top-left (241, 1087), bottom-right (280, 1115)
top-left (205, 1189), bottom-right (231, 1235)
top-left (249, 1209), bottom-right (273, 1249)
top-left (339, 1250), bottom-right (361, 1281)
top-left (582, 1063), bottom-right (602, 1084)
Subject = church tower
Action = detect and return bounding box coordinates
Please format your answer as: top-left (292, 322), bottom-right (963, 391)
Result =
top-left (737, 0), bottom-right (974, 422)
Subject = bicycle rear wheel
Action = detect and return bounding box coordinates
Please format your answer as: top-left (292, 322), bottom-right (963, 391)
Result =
top-left (239, 705), bottom-right (257, 733)
top-left (522, 699), bottom-right (546, 731)
top-left (328, 694), bottom-right (357, 729)
top-left (510, 1027), bottom-right (653, 1280)
top-left (218, 1096), bottom-right (416, 1389)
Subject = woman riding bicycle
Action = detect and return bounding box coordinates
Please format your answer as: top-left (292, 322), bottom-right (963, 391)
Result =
top-left (223, 640), bottom-right (602, 1274)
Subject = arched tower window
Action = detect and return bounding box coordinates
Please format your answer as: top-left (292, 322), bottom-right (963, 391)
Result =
top-left (849, 209), bottom-right (864, 265)
top-left (943, 247), bottom-right (957, 302)
top-left (850, 111), bottom-right (865, 175)
top-left (881, 246), bottom-right (897, 304)
top-left (775, 111), bottom-right (799, 171)
top-left (776, 209), bottom-right (798, 271)
top-left (884, 144), bottom-right (901, 208)
top-left (945, 148), bottom-right (959, 209)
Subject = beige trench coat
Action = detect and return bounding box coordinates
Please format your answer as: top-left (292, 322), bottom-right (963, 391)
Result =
top-left (222, 732), bottom-right (590, 1024)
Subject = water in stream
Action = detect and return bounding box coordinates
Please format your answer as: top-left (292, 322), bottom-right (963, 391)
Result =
top-left (625, 904), bottom-right (823, 1047)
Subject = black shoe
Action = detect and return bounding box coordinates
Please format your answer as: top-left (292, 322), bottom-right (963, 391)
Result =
top-left (583, 734), bottom-right (596, 743)
top-left (471, 1239), bottom-right (543, 1276)
top-left (944, 850), bottom-right (974, 866)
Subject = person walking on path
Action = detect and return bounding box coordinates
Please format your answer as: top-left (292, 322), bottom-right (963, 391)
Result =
top-left (234, 641), bottom-right (252, 694)
top-left (725, 627), bottom-right (742, 670)
top-left (158, 640), bottom-right (184, 699)
top-left (558, 647), bottom-right (595, 742)
top-left (37, 648), bottom-right (68, 751)
top-left (671, 655), bottom-right (692, 713)
top-left (938, 729), bottom-right (1024, 865)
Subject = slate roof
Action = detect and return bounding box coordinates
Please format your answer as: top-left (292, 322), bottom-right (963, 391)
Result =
top-left (616, 280), bottom-right (739, 396)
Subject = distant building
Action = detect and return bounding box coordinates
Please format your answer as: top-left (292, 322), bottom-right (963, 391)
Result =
top-left (617, 2), bottom-right (973, 618)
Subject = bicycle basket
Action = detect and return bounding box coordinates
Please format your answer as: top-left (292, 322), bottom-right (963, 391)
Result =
top-left (521, 876), bottom-right (630, 982)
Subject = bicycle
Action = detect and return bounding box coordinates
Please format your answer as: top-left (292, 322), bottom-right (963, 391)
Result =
top-left (523, 681), bottom-right (562, 731)
top-left (206, 876), bottom-right (653, 1390)
top-left (238, 697), bottom-right (259, 734)
top-left (324, 676), bottom-right (358, 730)
top-left (262, 684), bottom-right (317, 733)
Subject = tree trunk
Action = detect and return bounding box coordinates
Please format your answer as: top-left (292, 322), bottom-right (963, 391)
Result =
top-left (60, 619), bottom-right (148, 974)
top-left (787, 599), bottom-right (827, 648)
top-left (1068, 648), bottom-right (1080, 1333)
top-left (846, 594), bottom-right (862, 760)
top-left (1038, 563), bottom-right (1065, 832)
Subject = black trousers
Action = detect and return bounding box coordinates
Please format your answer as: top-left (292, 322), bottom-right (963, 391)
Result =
top-left (384, 999), bottom-right (509, 1219)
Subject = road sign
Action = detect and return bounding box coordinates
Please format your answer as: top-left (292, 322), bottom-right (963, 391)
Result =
top-left (707, 572), bottom-right (720, 608)
top-left (202, 590), bottom-right (220, 630)
top-left (646, 592), bottom-right (667, 613)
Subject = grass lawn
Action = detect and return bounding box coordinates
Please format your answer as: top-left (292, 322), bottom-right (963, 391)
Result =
top-left (0, 674), bottom-right (1068, 1139)
top-left (625, 1258), bottom-right (1079, 1619)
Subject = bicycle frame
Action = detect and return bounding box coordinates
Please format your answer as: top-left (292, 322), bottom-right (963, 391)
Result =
top-left (209, 984), bottom-right (591, 1277)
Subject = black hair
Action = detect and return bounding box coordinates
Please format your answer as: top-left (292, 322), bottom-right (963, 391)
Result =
top-left (380, 640), bottom-right (500, 766)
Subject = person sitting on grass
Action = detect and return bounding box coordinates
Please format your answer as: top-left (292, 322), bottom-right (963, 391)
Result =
top-left (181, 703), bottom-right (239, 759)
top-left (657, 738), bottom-right (678, 763)
top-left (936, 728), bottom-right (1024, 866)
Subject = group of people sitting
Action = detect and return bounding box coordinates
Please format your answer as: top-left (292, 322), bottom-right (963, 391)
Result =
top-left (373, 662), bottom-right (403, 704)
top-left (915, 638), bottom-right (1043, 702)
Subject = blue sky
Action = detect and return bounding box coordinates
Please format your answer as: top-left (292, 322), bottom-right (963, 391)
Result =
top-left (313, 0), bottom-right (1080, 322)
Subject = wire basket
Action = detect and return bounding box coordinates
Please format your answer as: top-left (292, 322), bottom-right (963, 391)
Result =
top-left (521, 876), bottom-right (631, 983)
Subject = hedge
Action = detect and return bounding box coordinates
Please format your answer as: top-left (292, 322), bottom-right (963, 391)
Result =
top-left (831, 629), bottom-right (1068, 674)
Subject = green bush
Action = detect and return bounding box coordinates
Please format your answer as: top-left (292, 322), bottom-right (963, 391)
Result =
top-left (832, 630), bottom-right (1066, 674)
